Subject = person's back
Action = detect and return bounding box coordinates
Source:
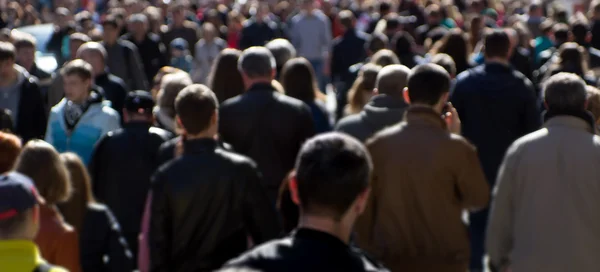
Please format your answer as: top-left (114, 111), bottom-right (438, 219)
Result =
top-left (487, 73), bottom-right (600, 272)
top-left (331, 10), bottom-right (368, 85)
top-left (219, 47), bottom-right (315, 201)
top-left (357, 64), bottom-right (489, 272)
top-left (150, 85), bottom-right (280, 272)
top-left (89, 91), bottom-right (172, 257)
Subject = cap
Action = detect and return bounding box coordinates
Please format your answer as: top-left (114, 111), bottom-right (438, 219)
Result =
top-left (125, 90), bottom-right (155, 114)
top-left (0, 172), bottom-right (44, 221)
top-left (171, 38), bottom-right (188, 51)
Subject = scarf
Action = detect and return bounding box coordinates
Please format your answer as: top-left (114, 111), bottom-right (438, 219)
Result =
top-left (543, 108), bottom-right (596, 133)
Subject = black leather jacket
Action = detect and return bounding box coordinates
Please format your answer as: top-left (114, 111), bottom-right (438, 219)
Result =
top-left (149, 138), bottom-right (281, 272)
top-left (89, 121), bottom-right (172, 256)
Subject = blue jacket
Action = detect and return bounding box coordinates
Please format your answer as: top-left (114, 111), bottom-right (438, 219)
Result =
top-left (45, 98), bottom-right (120, 165)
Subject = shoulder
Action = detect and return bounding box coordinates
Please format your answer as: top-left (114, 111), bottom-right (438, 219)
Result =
top-left (50, 99), bottom-right (67, 114)
top-left (107, 74), bottom-right (127, 89)
top-left (119, 39), bottom-right (137, 50)
top-left (508, 128), bottom-right (548, 154)
top-left (366, 123), bottom-right (403, 148)
top-left (149, 126), bottom-right (174, 140)
top-left (335, 113), bottom-right (363, 131)
top-left (148, 33), bottom-right (161, 42)
top-left (216, 148), bottom-right (258, 170)
top-left (446, 133), bottom-right (478, 153)
top-left (100, 103), bottom-right (120, 119)
top-left (224, 237), bottom-right (293, 268)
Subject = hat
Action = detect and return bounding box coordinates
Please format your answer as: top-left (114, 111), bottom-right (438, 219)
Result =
top-left (482, 8), bottom-right (498, 20)
top-left (171, 38), bottom-right (188, 51)
top-left (125, 90), bottom-right (155, 114)
top-left (0, 172), bottom-right (44, 221)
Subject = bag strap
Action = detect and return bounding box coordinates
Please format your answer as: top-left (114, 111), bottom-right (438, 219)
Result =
top-left (32, 263), bottom-right (53, 272)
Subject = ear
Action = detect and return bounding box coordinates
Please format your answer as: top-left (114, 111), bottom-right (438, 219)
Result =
top-left (176, 115), bottom-right (186, 134)
top-left (355, 188), bottom-right (371, 215)
top-left (289, 174), bottom-right (301, 206)
top-left (211, 110), bottom-right (218, 125)
top-left (402, 87), bottom-right (411, 104)
top-left (372, 88), bottom-right (379, 95)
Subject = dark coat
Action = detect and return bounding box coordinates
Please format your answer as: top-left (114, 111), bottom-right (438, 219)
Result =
top-left (17, 72), bottom-right (47, 142)
top-left (94, 73), bottom-right (128, 116)
top-left (89, 121), bottom-right (172, 256)
top-left (122, 33), bottom-right (168, 83)
top-left (149, 138), bottom-right (281, 272)
top-left (219, 83), bottom-right (315, 201)
top-left (239, 18), bottom-right (279, 49)
top-left (80, 203), bottom-right (134, 272)
top-left (336, 94), bottom-right (409, 142)
top-left (223, 228), bottom-right (389, 272)
top-left (451, 63), bottom-right (542, 187)
top-left (331, 29), bottom-right (369, 84)
top-left (156, 135), bottom-right (231, 167)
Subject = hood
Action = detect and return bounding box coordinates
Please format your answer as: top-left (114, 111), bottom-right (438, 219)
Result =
top-left (360, 94), bottom-right (409, 129)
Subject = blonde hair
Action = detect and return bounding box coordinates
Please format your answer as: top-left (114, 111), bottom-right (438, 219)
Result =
top-left (345, 64), bottom-right (382, 115)
top-left (58, 153), bottom-right (95, 231)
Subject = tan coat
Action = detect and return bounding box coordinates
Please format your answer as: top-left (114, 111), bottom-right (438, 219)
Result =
top-left (356, 106), bottom-right (490, 272)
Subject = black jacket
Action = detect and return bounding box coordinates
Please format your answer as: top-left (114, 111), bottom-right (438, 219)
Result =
top-left (219, 83), bottom-right (315, 201)
top-left (451, 63), bottom-right (542, 187)
top-left (156, 135), bottom-right (231, 167)
top-left (16, 71), bottom-right (47, 142)
top-left (80, 203), bottom-right (134, 272)
top-left (331, 30), bottom-right (369, 84)
top-left (149, 138), bottom-right (281, 272)
top-left (335, 94), bottom-right (409, 142)
top-left (95, 72), bottom-right (128, 116)
top-left (122, 33), bottom-right (168, 83)
top-left (222, 228), bottom-right (389, 272)
top-left (510, 47), bottom-right (533, 81)
top-left (89, 122), bottom-right (172, 256)
top-left (239, 18), bottom-right (279, 49)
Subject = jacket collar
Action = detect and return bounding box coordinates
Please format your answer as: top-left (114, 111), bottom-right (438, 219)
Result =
top-left (543, 109), bottom-right (596, 134)
top-left (484, 61), bottom-right (512, 74)
top-left (365, 94), bottom-right (407, 110)
top-left (404, 105), bottom-right (447, 130)
top-left (247, 82), bottom-right (277, 93)
top-left (183, 138), bottom-right (218, 155)
top-left (293, 228), bottom-right (348, 250)
top-left (124, 121), bottom-right (152, 131)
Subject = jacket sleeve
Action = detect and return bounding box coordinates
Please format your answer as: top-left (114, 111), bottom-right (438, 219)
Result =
top-left (55, 230), bottom-right (82, 272)
top-left (138, 193), bottom-right (153, 272)
top-left (89, 135), bottom-right (107, 201)
top-left (27, 81), bottom-right (48, 141)
top-left (102, 113), bottom-right (121, 137)
top-left (521, 79), bottom-right (542, 134)
top-left (242, 163), bottom-right (282, 244)
top-left (149, 172), bottom-right (171, 272)
top-left (104, 207), bottom-right (135, 272)
top-left (128, 45), bottom-right (149, 91)
top-left (354, 140), bottom-right (381, 258)
top-left (486, 144), bottom-right (519, 272)
top-left (44, 111), bottom-right (54, 144)
top-left (454, 139), bottom-right (490, 210)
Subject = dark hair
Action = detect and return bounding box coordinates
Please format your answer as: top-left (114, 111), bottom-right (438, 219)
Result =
top-left (294, 133), bottom-right (372, 220)
top-left (407, 64), bottom-right (451, 105)
top-left (13, 34), bottom-right (36, 50)
top-left (60, 59), bottom-right (93, 80)
top-left (553, 23), bottom-right (570, 45)
top-left (238, 47), bottom-right (276, 79)
top-left (370, 49), bottom-right (400, 67)
top-left (430, 53), bottom-right (457, 77)
top-left (430, 29), bottom-right (470, 72)
top-left (379, 1), bottom-right (391, 13)
top-left (543, 72), bottom-right (587, 111)
top-left (57, 153), bottom-right (95, 232)
top-left (0, 41), bottom-right (16, 62)
top-left (0, 132), bottom-right (21, 173)
top-left (280, 58), bottom-right (319, 102)
top-left (0, 109), bottom-right (14, 133)
top-left (571, 20), bottom-right (589, 46)
top-left (338, 10), bottom-right (355, 29)
top-left (483, 29), bottom-right (511, 59)
top-left (392, 31), bottom-right (416, 55)
top-left (556, 42), bottom-right (587, 76)
top-left (102, 14), bottom-right (119, 29)
top-left (208, 49), bottom-right (245, 103)
top-left (366, 33), bottom-right (389, 54)
top-left (174, 84), bottom-right (219, 134)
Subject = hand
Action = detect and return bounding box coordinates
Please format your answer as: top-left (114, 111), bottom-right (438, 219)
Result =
top-left (444, 102), bottom-right (461, 135)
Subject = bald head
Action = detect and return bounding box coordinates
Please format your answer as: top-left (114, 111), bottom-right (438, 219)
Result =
top-left (375, 64), bottom-right (411, 97)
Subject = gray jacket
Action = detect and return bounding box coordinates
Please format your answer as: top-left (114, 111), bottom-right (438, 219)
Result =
top-left (487, 115), bottom-right (600, 272)
top-left (103, 40), bottom-right (148, 91)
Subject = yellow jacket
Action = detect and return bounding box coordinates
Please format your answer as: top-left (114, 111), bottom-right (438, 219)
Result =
top-left (0, 240), bottom-right (68, 272)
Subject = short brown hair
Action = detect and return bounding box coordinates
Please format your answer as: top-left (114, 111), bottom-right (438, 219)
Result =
top-left (0, 132), bottom-right (21, 173)
top-left (60, 59), bottom-right (93, 80)
top-left (69, 33), bottom-right (91, 44)
top-left (15, 140), bottom-right (72, 205)
top-left (12, 33), bottom-right (36, 50)
top-left (587, 86), bottom-right (600, 122)
top-left (0, 41), bottom-right (16, 62)
top-left (57, 152), bottom-right (95, 232)
top-left (175, 84), bottom-right (219, 134)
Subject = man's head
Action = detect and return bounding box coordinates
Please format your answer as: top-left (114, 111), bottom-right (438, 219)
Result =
top-left (425, 4), bottom-right (442, 26)
top-left (379, 1), bottom-right (391, 16)
top-left (75, 11), bottom-right (94, 32)
top-left (543, 72), bottom-right (587, 112)
top-left (300, 0), bottom-right (315, 12)
top-left (0, 172), bottom-right (44, 241)
top-left (338, 10), bottom-right (355, 32)
top-left (175, 84), bottom-right (219, 137)
top-left (375, 64), bottom-right (411, 98)
top-left (55, 7), bottom-right (72, 29)
top-left (366, 33), bottom-right (389, 56)
top-left (68, 33), bottom-right (91, 61)
top-left (12, 33), bottom-right (36, 71)
top-left (238, 47), bottom-right (276, 89)
top-left (101, 15), bottom-right (120, 45)
top-left (529, 3), bottom-right (542, 17)
top-left (124, 91), bottom-right (155, 123)
top-left (430, 53), bottom-right (457, 78)
top-left (570, 20), bottom-right (590, 47)
top-left (76, 42), bottom-right (107, 77)
top-left (158, 72), bottom-right (193, 119)
top-left (290, 133), bottom-right (372, 223)
top-left (404, 63), bottom-right (451, 112)
top-left (169, 0), bottom-right (188, 26)
top-left (265, 39), bottom-right (296, 77)
top-left (370, 49), bottom-right (400, 67)
top-left (483, 29), bottom-right (511, 61)
top-left (0, 42), bottom-right (16, 79)
top-left (202, 22), bottom-right (218, 42)
top-left (127, 13), bottom-right (149, 37)
top-left (60, 59), bottom-right (93, 103)
top-left (553, 23), bottom-right (570, 47)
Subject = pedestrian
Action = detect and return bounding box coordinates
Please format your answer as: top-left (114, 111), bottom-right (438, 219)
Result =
top-left (487, 73), bottom-right (600, 272)
top-left (153, 72), bottom-right (193, 134)
top-left (45, 59), bottom-right (121, 165)
top-left (0, 172), bottom-right (68, 272)
top-left (336, 64), bottom-right (411, 142)
top-left (356, 64), bottom-right (489, 272)
top-left (89, 91), bottom-right (172, 258)
top-left (207, 49), bottom-right (245, 103)
top-left (280, 57), bottom-right (332, 133)
top-left (192, 23), bottom-right (226, 84)
top-left (451, 29), bottom-right (542, 271)
top-left (169, 38), bottom-right (194, 73)
top-left (122, 13), bottom-right (168, 84)
top-left (13, 33), bottom-right (53, 90)
top-left (150, 66), bottom-right (184, 100)
top-left (0, 41), bottom-right (47, 143)
top-left (101, 14), bottom-right (148, 91)
top-left (428, 28), bottom-right (473, 75)
top-left (265, 39), bottom-right (296, 79)
top-left (343, 63), bottom-right (382, 116)
top-left (391, 31), bottom-right (422, 69)
top-left (0, 131), bottom-right (21, 173)
top-left (219, 47), bottom-right (315, 202)
top-left (149, 84), bottom-right (280, 271)
top-left (58, 152), bottom-right (134, 272)
top-left (77, 42), bottom-right (128, 116)
top-left (14, 140), bottom-right (81, 272)
top-left (586, 85), bottom-right (600, 130)
top-left (222, 133), bottom-right (389, 272)
top-left (161, 1), bottom-right (199, 58)
top-left (331, 10), bottom-right (369, 93)
top-left (239, 3), bottom-right (279, 50)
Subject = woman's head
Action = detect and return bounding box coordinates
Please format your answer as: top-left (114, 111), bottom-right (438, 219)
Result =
top-left (208, 48), bottom-right (245, 103)
top-left (151, 66), bottom-right (184, 99)
top-left (0, 132), bottom-right (21, 173)
top-left (346, 63), bottom-right (382, 115)
top-left (157, 72), bottom-right (193, 118)
top-left (280, 58), bottom-right (318, 102)
top-left (392, 31), bottom-right (416, 56)
top-left (558, 42), bottom-right (587, 75)
top-left (370, 49), bottom-right (400, 67)
top-left (57, 153), bottom-right (94, 231)
top-left (430, 28), bottom-right (470, 64)
top-left (14, 140), bottom-right (71, 205)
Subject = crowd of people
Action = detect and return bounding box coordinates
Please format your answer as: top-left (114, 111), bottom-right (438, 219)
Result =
top-left (2, 0), bottom-right (600, 271)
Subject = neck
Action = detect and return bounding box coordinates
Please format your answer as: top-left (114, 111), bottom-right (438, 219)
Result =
top-left (185, 131), bottom-right (216, 140)
top-left (485, 57), bottom-right (509, 65)
top-left (105, 39), bottom-right (117, 46)
top-left (72, 92), bottom-right (91, 104)
top-left (245, 78), bottom-right (273, 90)
top-left (410, 102), bottom-right (443, 114)
top-left (0, 67), bottom-right (17, 87)
top-left (298, 215), bottom-right (351, 244)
